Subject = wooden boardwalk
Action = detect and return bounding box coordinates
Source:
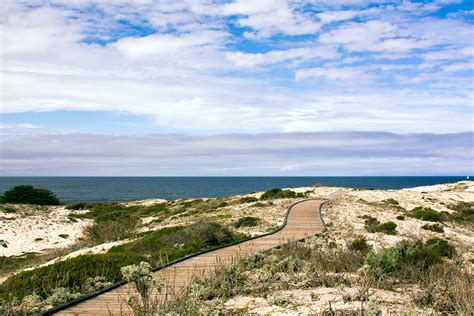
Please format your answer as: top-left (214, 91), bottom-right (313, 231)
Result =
top-left (52, 198), bottom-right (327, 315)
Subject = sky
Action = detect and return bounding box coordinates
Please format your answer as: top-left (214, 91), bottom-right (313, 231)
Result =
top-left (0, 0), bottom-right (473, 176)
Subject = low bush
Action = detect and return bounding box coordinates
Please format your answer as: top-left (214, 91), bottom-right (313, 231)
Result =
top-left (1, 206), bottom-right (15, 213)
top-left (109, 222), bottom-right (248, 266)
top-left (234, 216), bottom-right (261, 228)
top-left (421, 223), bottom-right (444, 233)
top-left (447, 201), bottom-right (474, 223)
top-left (238, 197), bottom-right (258, 204)
top-left (71, 203), bottom-right (169, 243)
top-left (408, 207), bottom-right (446, 222)
top-left (260, 188), bottom-right (296, 200)
top-left (364, 217), bottom-right (397, 235)
top-left (0, 185), bottom-right (60, 205)
top-left (365, 238), bottom-right (455, 275)
top-left (448, 201), bottom-right (474, 215)
top-left (0, 252), bottom-right (147, 301)
top-left (414, 262), bottom-right (473, 313)
top-left (348, 236), bottom-right (371, 253)
top-left (396, 215), bottom-right (405, 220)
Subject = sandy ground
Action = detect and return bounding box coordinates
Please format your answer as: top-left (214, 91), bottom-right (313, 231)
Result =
top-left (0, 205), bottom-right (92, 257)
top-left (223, 287), bottom-right (432, 315)
top-left (321, 181), bottom-right (474, 260)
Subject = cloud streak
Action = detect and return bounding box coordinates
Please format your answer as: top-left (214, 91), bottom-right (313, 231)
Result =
top-left (1, 131), bottom-right (472, 176)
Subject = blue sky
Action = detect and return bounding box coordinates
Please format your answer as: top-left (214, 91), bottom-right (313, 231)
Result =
top-left (0, 0), bottom-right (473, 175)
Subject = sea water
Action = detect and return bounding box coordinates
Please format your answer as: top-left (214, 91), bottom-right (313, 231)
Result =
top-left (0, 176), bottom-right (466, 202)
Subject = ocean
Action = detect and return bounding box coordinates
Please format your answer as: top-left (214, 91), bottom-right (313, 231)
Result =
top-left (0, 177), bottom-right (467, 203)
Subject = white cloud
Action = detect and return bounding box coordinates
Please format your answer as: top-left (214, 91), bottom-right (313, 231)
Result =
top-left (113, 30), bottom-right (228, 58)
top-left (225, 46), bottom-right (338, 68)
top-left (442, 62), bottom-right (474, 72)
top-left (295, 66), bottom-right (367, 80)
top-left (0, 0), bottom-right (473, 137)
top-left (1, 132), bottom-right (472, 176)
top-left (319, 20), bottom-right (433, 53)
top-left (218, 0), bottom-right (321, 38)
top-left (317, 10), bottom-right (360, 24)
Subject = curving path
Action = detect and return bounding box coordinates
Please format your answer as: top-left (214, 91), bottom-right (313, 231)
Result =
top-left (48, 198), bottom-right (330, 315)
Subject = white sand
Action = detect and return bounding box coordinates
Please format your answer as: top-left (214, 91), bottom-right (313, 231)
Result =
top-left (0, 205), bottom-right (92, 257)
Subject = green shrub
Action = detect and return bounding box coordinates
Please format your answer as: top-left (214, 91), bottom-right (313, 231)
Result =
top-left (1, 206), bottom-right (15, 213)
top-left (408, 207), bottom-right (446, 222)
top-left (238, 196), bottom-right (259, 204)
top-left (396, 215), bottom-right (405, 220)
top-left (448, 201), bottom-right (474, 215)
top-left (0, 253), bottom-right (147, 301)
top-left (348, 236), bottom-right (370, 252)
top-left (1, 185), bottom-right (60, 205)
top-left (447, 201), bottom-right (474, 223)
top-left (109, 222), bottom-right (248, 266)
top-left (425, 237), bottom-right (455, 258)
top-left (260, 188), bottom-right (296, 200)
top-left (71, 203), bottom-right (169, 243)
top-left (421, 223), bottom-right (444, 233)
top-left (365, 238), bottom-right (455, 274)
top-left (234, 216), bottom-right (261, 228)
top-left (364, 217), bottom-right (397, 235)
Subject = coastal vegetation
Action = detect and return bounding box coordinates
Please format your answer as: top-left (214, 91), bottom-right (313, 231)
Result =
top-left (0, 253), bottom-right (146, 301)
top-left (361, 215), bottom-right (397, 235)
top-left (421, 223), bottom-right (444, 233)
top-left (234, 216), bottom-right (261, 228)
top-left (260, 188), bottom-right (301, 200)
top-left (158, 237), bottom-right (470, 314)
top-left (0, 221), bottom-right (247, 310)
top-left (0, 181), bottom-right (473, 314)
top-left (407, 206), bottom-right (446, 222)
top-left (0, 185), bottom-right (60, 206)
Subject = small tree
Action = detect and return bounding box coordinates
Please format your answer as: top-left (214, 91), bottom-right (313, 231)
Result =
top-left (1, 185), bottom-right (60, 205)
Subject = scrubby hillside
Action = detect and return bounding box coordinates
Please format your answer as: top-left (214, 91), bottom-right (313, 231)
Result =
top-left (0, 182), bottom-right (472, 314)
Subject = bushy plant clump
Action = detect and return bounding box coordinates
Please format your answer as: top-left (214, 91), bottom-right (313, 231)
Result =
top-left (363, 216), bottom-right (397, 235)
top-left (70, 203), bottom-right (169, 243)
top-left (238, 196), bottom-right (259, 204)
top-left (260, 188), bottom-right (297, 200)
top-left (447, 201), bottom-right (474, 223)
top-left (348, 236), bottom-right (371, 252)
top-left (421, 223), bottom-right (444, 233)
top-left (0, 185), bottom-right (60, 205)
top-left (0, 253), bottom-right (147, 301)
top-left (121, 262), bottom-right (164, 314)
top-left (365, 237), bottom-right (455, 275)
top-left (234, 216), bottom-right (261, 228)
top-left (109, 222), bottom-right (248, 266)
top-left (408, 207), bottom-right (446, 222)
